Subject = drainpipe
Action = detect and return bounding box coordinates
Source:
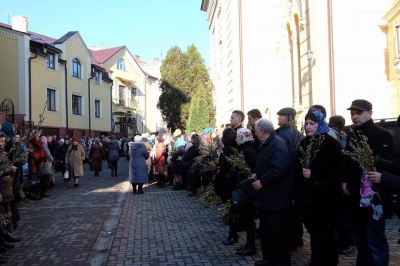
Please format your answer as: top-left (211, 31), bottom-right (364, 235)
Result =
top-left (110, 82), bottom-right (114, 132)
top-left (28, 49), bottom-right (38, 124)
top-left (88, 72), bottom-right (94, 137)
top-left (327, 0), bottom-right (336, 116)
top-left (59, 59), bottom-right (68, 131)
top-left (238, 0), bottom-right (244, 112)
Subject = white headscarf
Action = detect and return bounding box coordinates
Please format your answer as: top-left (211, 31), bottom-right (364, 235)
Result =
top-left (236, 128), bottom-right (254, 145)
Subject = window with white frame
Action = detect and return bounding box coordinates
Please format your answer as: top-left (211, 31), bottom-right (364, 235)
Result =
top-left (72, 94), bottom-right (82, 115)
top-left (47, 52), bottom-right (55, 69)
top-left (117, 58), bottom-right (126, 70)
top-left (72, 58), bottom-right (81, 78)
top-left (95, 99), bottom-right (101, 118)
top-left (95, 70), bottom-right (101, 85)
top-left (47, 88), bottom-right (56, 111)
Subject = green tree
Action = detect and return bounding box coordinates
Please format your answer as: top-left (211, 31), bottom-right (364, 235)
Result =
top-left (186, 85), bottom-right (210, 134)
top-left (158, 44), bottom-right (215, 132)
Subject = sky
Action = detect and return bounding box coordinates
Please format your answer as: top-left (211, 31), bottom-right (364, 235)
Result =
top-left (0, 0), bottom-right (210, 66)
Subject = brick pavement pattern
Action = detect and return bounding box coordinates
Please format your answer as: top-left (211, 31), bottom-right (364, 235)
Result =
top-left (4, 158), bottom-right (400, 265)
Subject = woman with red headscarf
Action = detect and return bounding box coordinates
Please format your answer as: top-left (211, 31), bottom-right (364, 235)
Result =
top-left (27, 134), bottom-right (46, 200)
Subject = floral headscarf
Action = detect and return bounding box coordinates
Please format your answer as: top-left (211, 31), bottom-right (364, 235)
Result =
top-left (304, 110), bottom-right (329, 134)
top-left (236, 128), bottom-right (254, 145)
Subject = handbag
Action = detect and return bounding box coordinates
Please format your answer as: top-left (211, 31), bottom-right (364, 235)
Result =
top-left (231, 189), bottom-right (247, 211)
top-left (64, 170), bottom-right (69, 179)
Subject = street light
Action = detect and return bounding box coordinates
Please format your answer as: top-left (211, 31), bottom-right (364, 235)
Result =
top-left (307, 48), bottom-right (315, 66)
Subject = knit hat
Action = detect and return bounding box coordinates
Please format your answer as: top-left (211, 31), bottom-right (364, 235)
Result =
top-left (134, 135), bottom-right (142, 143)
top-left (40, 135), bottom-right (48, 144)
top-left (71, 137), bottom-right (79, 142)
top-left (0, 122), bottom-right (15, 139)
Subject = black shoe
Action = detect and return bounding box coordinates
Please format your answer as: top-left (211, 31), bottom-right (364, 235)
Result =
top-left (339, 245), bottom-right (356, 255)
top-left (138, 190), bottom-right (144, 194)
top-left (0, 255), bottom-right (8, 264)
top-left (74, 184), bottom-right (79, 188)
top-left (4, 235), bottom-right (21, 243)
top-left (132, 190), bottom-right (137, 194)
top-left (187, 192), bottom-right (197, 197)
top-left (0, 242), bottom-right (14, 249)
top-left (40, 193), bottom-right (50, 198)
top-left (222, 233), bottom-right (239, 245)
top-left (254, 259), bottom-right (273, 266)
top-left (236, 245), bottom-right (256, 256)
top-left (236, 245), bottom-right (246, 252)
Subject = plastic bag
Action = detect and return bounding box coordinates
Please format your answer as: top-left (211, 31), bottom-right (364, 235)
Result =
top-left (64, 171), bottom-right (69, 179)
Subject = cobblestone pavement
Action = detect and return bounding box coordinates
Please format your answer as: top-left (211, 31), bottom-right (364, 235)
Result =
top-left (3, 158), bottom-right (400, 265)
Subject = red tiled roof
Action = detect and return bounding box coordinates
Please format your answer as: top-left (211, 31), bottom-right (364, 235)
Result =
top-left (90, 46), bottom-right (125, 64)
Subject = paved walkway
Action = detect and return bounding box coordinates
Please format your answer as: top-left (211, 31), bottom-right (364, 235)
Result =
top-left (4, 158), bottom-right (400, 265)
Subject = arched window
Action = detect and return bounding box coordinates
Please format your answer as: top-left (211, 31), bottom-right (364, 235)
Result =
top-left (72, 58), bottom-right (81, 78)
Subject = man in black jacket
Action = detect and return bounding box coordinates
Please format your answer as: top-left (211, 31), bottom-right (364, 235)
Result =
top-left (343, 99), bottom-right (393, 266)
top-left (251, 119), bottom-right (292, 266)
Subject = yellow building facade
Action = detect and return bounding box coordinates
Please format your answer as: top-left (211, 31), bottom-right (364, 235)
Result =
top-left (0, 16), bottom-right (113, 138)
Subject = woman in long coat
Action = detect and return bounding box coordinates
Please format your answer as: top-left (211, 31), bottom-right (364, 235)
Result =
top-left (65, 137), bottom-right (85, 188)
top-left (129, 135), bottom-right (149, 194)
top-left (89, 139), bottom-right (105, 177)
top-left (108, 135), bottom-right (120, 177)
top-left (40, 136), bottom-right (53, 197)
top-left (154, 136), bottom-right (166, 182)
top-left (295, 110), bottom-right (345, 266)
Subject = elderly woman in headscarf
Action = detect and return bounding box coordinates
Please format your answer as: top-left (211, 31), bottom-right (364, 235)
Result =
top-left (27, 132), bottom-right (46, 199)
top-left (154, 135), bottom-right (166, 184)
top-left (129, 135), bottom-right (150, 194)
top-left (170, 130), bottom-right (186, 191)
top-left (89, 138), bottom-right (105, 177)
top-left (183, 134), bottom-right (202, 197)
top-left (234, 128), bottom-right (258, 256)
top-left (39, 136), bottom-right (53, 198)
top-left (65, 137), bottom-right (85, 188)
top-left (295, 109), bottom-right (345, 266)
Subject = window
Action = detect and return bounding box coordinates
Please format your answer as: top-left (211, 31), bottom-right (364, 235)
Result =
top-left (95, 100), bottom-right (101, 118)
top-left (72, 58), bottom-right (81, 78)
top-left (119, 85), bottom-right (126, 106)
top-left (47, 88), bottom-right (56, 111)
top-left (117, 58), bottom-right (125, 70)
top-left (95, 70), bottom-right (100, 85)
top-left (72, 94), bottom-right (82, 115)
top-left (131, 87), bottom-right (137, 97)
top-left (47, 52), bottom-right (55, 69)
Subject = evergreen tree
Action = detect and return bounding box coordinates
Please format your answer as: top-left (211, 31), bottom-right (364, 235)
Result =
top-left (157, 44), bottom-right (215, 132)
top-left (186, 85), bottom-right (210, 134)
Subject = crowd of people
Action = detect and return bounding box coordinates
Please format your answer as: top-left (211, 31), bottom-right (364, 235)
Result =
top-left (1, 98), bottom-right (400, 265)
top-left (141, 99), bottom-right (400, 266)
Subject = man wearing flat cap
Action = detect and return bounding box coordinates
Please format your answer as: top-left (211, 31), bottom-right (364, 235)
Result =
top-left (342, 99), bottom-right (394, 265)
top-left (276, 107), bottom-right (304, 250)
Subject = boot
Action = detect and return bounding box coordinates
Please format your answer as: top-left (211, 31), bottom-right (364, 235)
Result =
top-left (115, 168), bottom-right (118, 177)
top-left (40, 180), bottom-right (50, 198)
top-left (235, 244), bottom-right (256, 256)
top-left (138, 184), bottom-right (144, 194)
top-left (132, 183), bottom-right (137, 194)
top-left (35, 184), bottom-right (42, 200)
top-left (172, 182), bottom-right (180, 191)
top-left (4, 234), bottom-right (21, 243)
top-left (111, 167), bottom-right (115, 177)
top-left (0, 234), bottom-right (14, 249)
top-left (222, 232), bottom-right (239, 245)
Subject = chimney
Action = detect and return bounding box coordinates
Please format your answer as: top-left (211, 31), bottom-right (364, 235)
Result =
top-left (100, 43), bottom-right (105, 49)
top-left (134, 55), bottom-right (141, 64)
top-left (11, 15), bottom-right (29, 33)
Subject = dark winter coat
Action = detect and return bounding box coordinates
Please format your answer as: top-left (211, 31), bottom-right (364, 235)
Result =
top-left (254, 132), bottom-right (293, 211)
top-left (0, 150), bottom-right (14, 202)
top-left (344, 119), bottom-right (394, 219)
top-left (128, 142), bottom-right (150, 184)
top-left (237, 141), bottom-right (257, 172)
top-left (108, 140), bottom-right (120, 162)
top-left (170, 145), bottom-right (186, 175)
top-left (295, 133), bottom-right (345, 219)
top-left (214, 146), bottom-right (238, 202)
top-left (90, 143), bottom-right (105, 172)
